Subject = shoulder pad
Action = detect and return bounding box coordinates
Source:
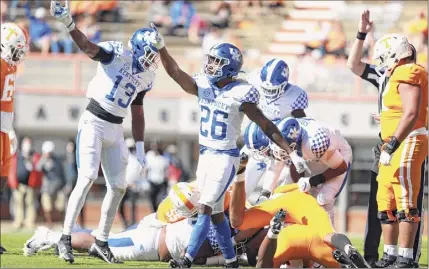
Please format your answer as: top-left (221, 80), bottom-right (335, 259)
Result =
top-left (97, 41), bottom-right (124, 57)
top-left (391, 63), bottom-right (428, 86)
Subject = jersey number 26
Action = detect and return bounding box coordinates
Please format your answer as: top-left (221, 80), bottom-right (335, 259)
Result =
top-left (200, 105), bottom-right (228, 140)
top-left (105, 75), bottom-right (136, 108)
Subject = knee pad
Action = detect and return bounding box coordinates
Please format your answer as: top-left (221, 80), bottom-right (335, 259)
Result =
top-left (378, 210), bottom-right (398, 224)
top-left (317, 192), bottom-right (335, 206)
top-left (397, 208), bottom-right (420, 223)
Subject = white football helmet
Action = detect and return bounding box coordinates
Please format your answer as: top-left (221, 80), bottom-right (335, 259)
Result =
top-left (1, 22), bottom-right (29, 65)
top-left (372, 34), bottom-right (412, 75)
top-left (168, 182), bottom-right (200, 218)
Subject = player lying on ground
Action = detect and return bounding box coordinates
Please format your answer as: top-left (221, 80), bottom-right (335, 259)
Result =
top-left (243, 58), bottom-right (309, 203)
top-left (229, 177), bottom-right (370, 268)
top-left (50, 0), bottom-right (160, 264)
top-left (147, 24), bottom-right (309, 268)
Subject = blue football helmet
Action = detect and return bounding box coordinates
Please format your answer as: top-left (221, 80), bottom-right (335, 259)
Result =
top-left (271, 117), bottom-right (302, 161)
top-left (128, 28), bottom-right (159, 73)
top-left (244, 121), bottom-right (270, 161)
top-left (203, 43), bottom-right (243, 83)
top-left (259, 58), bottom-right (290, 100)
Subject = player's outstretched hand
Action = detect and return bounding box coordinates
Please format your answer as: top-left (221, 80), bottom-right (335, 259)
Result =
top-left (50, 0), bottom-right (75, 31)
top-left (359, 9), bottom-right (373, 33)
top-left (148, 23), bottom-right (165, 50)
top-left (289, 151), bottom-right (310, 174)
top-left (297, 177), bottom-right (311, 193)
top-left (267, 209), bottom-right (287, 238)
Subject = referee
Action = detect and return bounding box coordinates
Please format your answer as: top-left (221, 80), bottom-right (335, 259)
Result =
top-left (346, 9), bottom-right (425, 267)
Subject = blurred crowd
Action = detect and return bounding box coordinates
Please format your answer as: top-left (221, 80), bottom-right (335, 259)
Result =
top-left (4, 136), bottom-right (189, 230)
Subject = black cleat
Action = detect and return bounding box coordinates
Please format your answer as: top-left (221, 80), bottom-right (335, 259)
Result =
top-left (0, 245), bottom-right (5, 254)
top-left (346, 245), bottom-right (370, 268)
top-left (88, 240), bottom-right (123, 264)
top-left (374, 252), bottom-right (397, 268)
top-left (333, 249), bottom-right (355, 268)
top-left (169, 256), bottom-right (192, 268)
top-left (393, 256), bottom-right (419, 268)
top-left (57, 235), bottom-right (74, 264)
top-left (225, 260), bottom-right (240, 268)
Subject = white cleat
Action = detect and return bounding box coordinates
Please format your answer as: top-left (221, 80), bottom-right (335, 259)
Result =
top-left (23, 226), bottom-right (54, 256)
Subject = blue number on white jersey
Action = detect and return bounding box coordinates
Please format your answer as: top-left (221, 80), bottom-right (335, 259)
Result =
top-left (86, 41), bottom-right (156, 118)
top-left (195, 74), bottom-right (259, 151)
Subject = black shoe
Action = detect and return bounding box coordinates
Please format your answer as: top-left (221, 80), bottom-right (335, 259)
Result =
top-left (0, 245), bottom-right (5, 255)
top-left (393, 256), bottom-right (418, 268)
top-left (367, 259), bottom-right (379, 268)
top-left (225, 260), bottom-right (240, 268)
top-left (169, 256), bottom-right (192, 268)
top-left (88, 240), bottom-right (123, 264)
top-left (374, 253), bottom-right (397, 268)
top-left (333, 249), bottom-right (355, 268)
top-left (57, 235), bottom-right (74, 264)
top-left (346, 245), bottom-right (370, 268)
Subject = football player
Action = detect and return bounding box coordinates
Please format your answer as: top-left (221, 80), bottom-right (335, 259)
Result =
top-left (147, 24), bottom-right (309, 268)
top-left (230, 182), bottom-right (370, 268)
top-left (244, 59), bottom-right (309, 202)
top-left (50, 0), bottom-right (159, 263)
top-left (0, 22), bottom-right (29, 255)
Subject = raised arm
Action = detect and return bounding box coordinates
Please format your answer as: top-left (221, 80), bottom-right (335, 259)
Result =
top-left (50, 1), bottom-right (112, 62)
top-left (346, 9), bottom-right (373, 76)
top-left (147, 23), bottom-right (198, 96)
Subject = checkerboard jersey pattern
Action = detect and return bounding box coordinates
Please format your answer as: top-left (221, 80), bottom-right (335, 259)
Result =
top-left (241, 87), bottom-right (260, 105)
top-left (290, 92), bottom-right (309, 110)
top-left (310, 129), bottom-right (331, 159)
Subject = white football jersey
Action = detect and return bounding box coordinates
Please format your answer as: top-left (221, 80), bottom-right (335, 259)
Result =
top-left (297, 117), bottom-right (351, 167)
top-left (246, 70), bottom-right (308, 121)
top-left (195, 74), bottom-right (260, 151)
top-left (86, 41), bottom-right (156, 118)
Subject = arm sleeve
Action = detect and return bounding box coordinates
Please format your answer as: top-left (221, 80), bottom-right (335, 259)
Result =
top-left (290, 91), bottom-right (309, 110)
top-left (360, 64), bottom-right (381, 89)
top-left (131, 91), bottom-right (147, 106)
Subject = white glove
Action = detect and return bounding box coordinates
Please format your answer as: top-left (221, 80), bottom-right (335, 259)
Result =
top-left (135, 141), bottom-right (147, 174)
top-left (297, 177), bottom-right (311, 193)
top-left (149, 23), bottom-right (165, 50)
top-left (50, 0), bottom-right (75, 31)
top-left (379, 151), bottom-right (392, 166)
top-left (289, 151), bottom-right (310, 174)
top-left (9, 130), bottom-right (17, 155)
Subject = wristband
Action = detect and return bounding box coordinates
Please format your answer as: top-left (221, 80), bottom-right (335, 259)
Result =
top-left (136, 141), bottom-right (145, 155)
top-left (267, 229), bottom-right (278, 239)
top-left (235, 173), bottom-right (245, 182)
top-left (309, 174), bottom-right (326, 187)
top-left (383, 136), bottom-right (400, 155)
top-left (356, 31), bottom-right (367, 40)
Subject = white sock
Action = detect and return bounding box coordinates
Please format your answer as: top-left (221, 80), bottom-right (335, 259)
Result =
top-left (48, 231), bottom-right (62, 244)
top-left (63, 176), bottom-right (93, 235)
top-left (384, 245), bottom-right (398, 256)
top-left (398, 247), bottom-right (413, 259)
top-left (96, 186), bottom-right (125, 241)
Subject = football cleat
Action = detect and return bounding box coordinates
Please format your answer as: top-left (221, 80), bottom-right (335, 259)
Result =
top-left (374, 252), bottom-right (397, 268)
top-left (57, 235), bottom-right (74, 264)
top-left (23, 226), bottom-right (53, 256)
top-left (346, 245), bottom-right (370, 268)
top-left (88, 240), bottom-right (123, 264)
top-left (225, 260), bottom-right (240, 268)
top-left (333, 249), bottom-right (355, 268)
top-left (393, 256), bottom-right (419, 268)
top-left (169, 256), bottom-right (192, 268)
top-left (0, 245), bottom-right (6, 254)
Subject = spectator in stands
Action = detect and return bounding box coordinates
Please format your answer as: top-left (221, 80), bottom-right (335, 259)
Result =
top-left (164, 144), bottom-right (188, 185)
top-left (118, 138), bottom-right (143, 228)
top-left (406, 11), bottom-right (428, 46)
top-left (210, 1), bottom-right (232, 29)
top-left (146, 144), bottom-right (169, 212)
top-left (78, 14), bottom-right (101, 44)
top-left (50, 22), bottom-right (74, 54)
top-left (304, 21), bottom-right (331, 59)
top-left (24, 4), bottom-right (52, 55)
top-left (64, 139), bottom-right (85, 227)
top-left (202, 25), bottom-right (225, 53)
top-left (167, 0), bottom-right (196, 36)
top-left (150, 0), bottom-right (172, 28)
top-left (188, 14), bottom-right (209, 44)
top-left (9, 137), bottom-right (43, 230)
top-left (37, 141), bottom-right (66, 228)
top-left (0, 1), bottom-right (7, 23)
top-left (325, 21), bottom-right (347, 58)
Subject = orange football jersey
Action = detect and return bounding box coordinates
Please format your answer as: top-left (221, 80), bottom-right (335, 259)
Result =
top-left (0, 58), bottom-right (17, 113)
top-left (380, 63), bottom-right (428, 140)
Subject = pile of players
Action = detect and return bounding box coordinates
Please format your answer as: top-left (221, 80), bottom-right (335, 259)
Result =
top-left (2, 0), bottom-right (425, 267)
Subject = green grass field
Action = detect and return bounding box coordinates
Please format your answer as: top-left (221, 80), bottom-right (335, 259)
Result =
top-left (0, 232), bottom-right (427, 268)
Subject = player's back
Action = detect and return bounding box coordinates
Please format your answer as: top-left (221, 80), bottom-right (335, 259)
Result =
top-left (381, 63), bottom-right (428, 140)
top-left (86, 41), bottom-right (155, 118)
top-left (195, 74), bottom-right (259, 151)
top-left (0, 58), bottom-right (17, 132)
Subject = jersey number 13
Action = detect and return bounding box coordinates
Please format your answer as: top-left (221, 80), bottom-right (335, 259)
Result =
top-left (105, 75), bottom-right (136, 108)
